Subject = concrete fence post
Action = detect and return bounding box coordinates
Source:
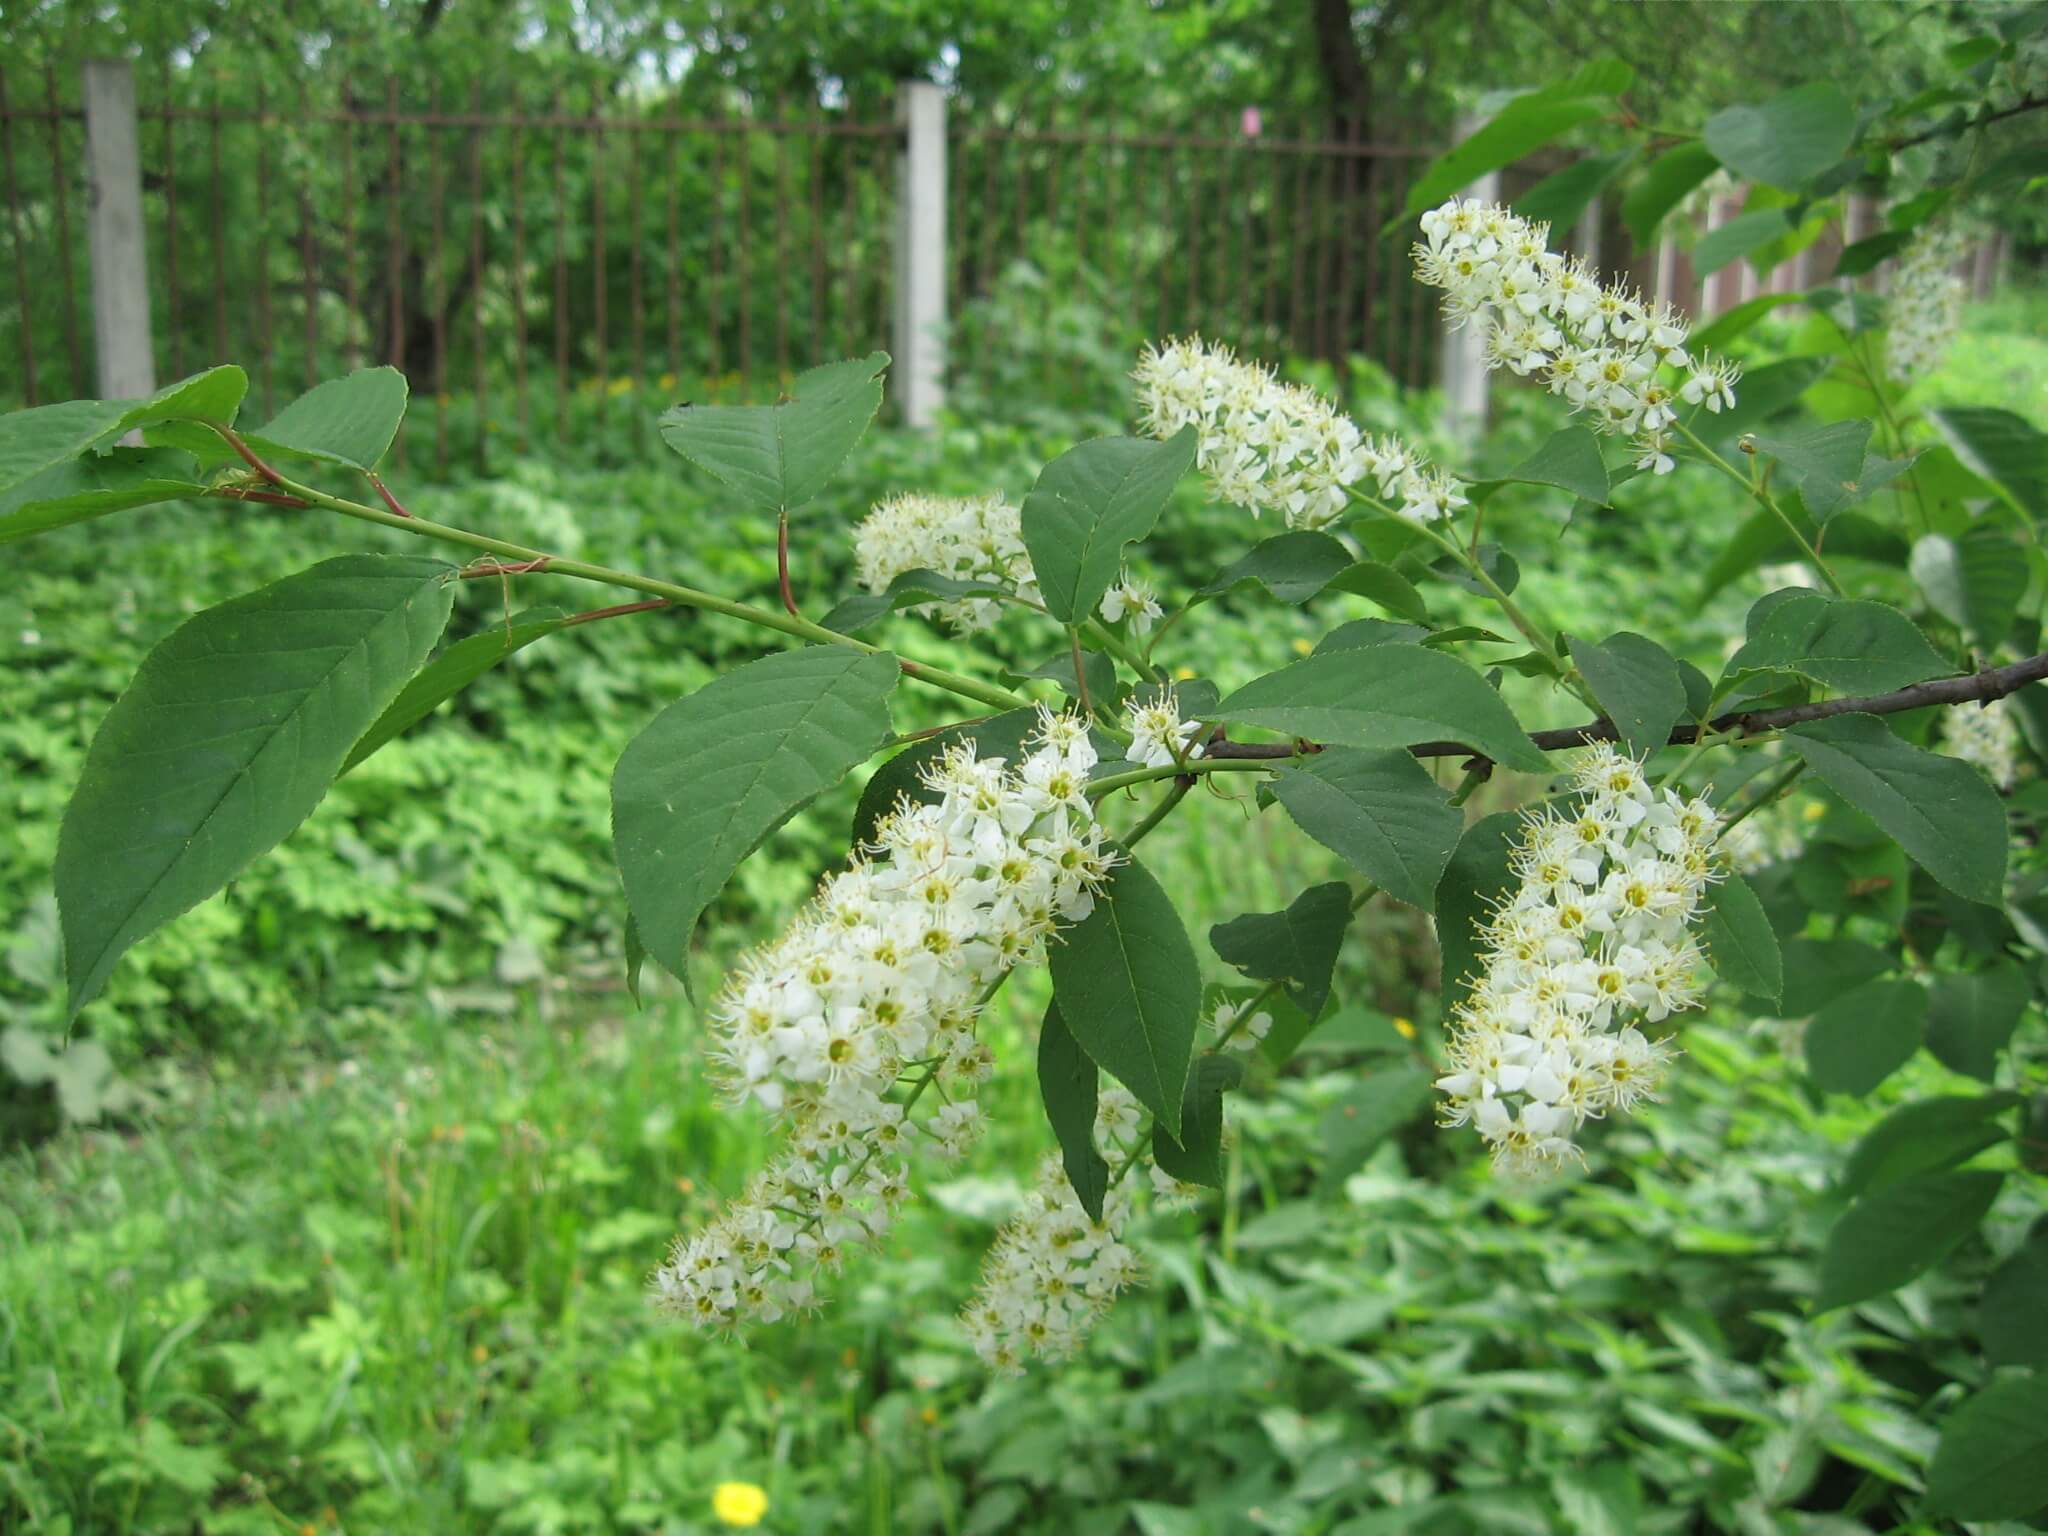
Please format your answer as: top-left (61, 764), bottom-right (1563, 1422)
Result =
top-left (892, 80), bottom-right (946, 428)
top-left (83, 59), bottom-right (154, 402)
top-left (1439, 113), bottom-right (1494, 445)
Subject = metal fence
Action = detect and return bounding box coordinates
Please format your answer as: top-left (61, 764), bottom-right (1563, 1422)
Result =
top-left (0, 64), bottom-right (1450, 473)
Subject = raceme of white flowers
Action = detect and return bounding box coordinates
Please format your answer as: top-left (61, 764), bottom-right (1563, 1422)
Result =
top-left (1885, 225), bottom-right (1970, 384)
top-left (1131, 336), bottom-right (1466, 530)
top-left (854, 491), bottom-right (1161, 635)
top-left (1411, 197), bottom-right (1742, 477)
top-left (651, 708), bottom-right (1118, 1334)
top-left (1435, 746), bottom-right (1726, 1176)
top-left (1942, 696), bottom-right (2020, 791)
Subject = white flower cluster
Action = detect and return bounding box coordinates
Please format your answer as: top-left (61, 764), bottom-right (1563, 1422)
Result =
top-left (1942, 697), bottom-right (2020, 791)
top-left (1123, 688), bottom-right (1207, 769)
top-left (652, 709), bottom-right (1117, 1333)
top-left (854, 492), bottom-right (1162, 636)
top-left (1885, 225), bottom-right (1970, 383)
top-left (854, 492), bottom-right (1037, 634)
top-left (1131, 336), bottom-right (1461, 529)
top-left (1435, 746), bottom-right (1726, 1176)
top-left (961, 1085), bottom-right (1147, 1372)
top-left (1412, 197), bottom-right (1741, 476)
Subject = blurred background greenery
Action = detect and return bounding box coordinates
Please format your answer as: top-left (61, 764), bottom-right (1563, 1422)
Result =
top-left (5, 0), bottom-right (2048, 1532)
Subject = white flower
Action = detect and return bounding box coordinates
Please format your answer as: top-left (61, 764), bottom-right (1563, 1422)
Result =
top-left (1100, 572), bottom-right (1164, 634)
top-left (1885, 224), bottom-right (1970, 383)
top-left (1411, 197), bottom-right (1741, 476)
top-left (854, 492), bottom-right (1035, 633)
top-left (1941, 697), bottom-right (2020, 791)
top-left (653, 709), bottom-right (1118, 1334)
top-left (1131, 336), bottom-right (1440, 530)
top-left (1123, 689), bottom-right (1206, 770)
top-left (1435, 745), bottom-right (1724, 1177)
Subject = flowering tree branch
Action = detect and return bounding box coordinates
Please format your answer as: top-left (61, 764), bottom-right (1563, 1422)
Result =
top-left (1198, 651), bottom-right (2048, 768)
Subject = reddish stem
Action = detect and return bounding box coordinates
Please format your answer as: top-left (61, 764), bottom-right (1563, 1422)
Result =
top-left (204, 419), bottom-right (286, 484)
top-left (366, 471), bottom-right (414, 519)
top-left (777, 509), bottom-right (800, 617)
top-left (561, 598), bottom-right (669, 628)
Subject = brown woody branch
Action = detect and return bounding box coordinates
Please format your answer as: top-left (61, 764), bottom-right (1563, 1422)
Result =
top-left (1201, 651), bottom-right (2048, 769)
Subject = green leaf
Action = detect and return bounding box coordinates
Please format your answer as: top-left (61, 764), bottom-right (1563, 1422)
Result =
top-left (1975, 143), bottom-right (2048, 195)
top-left (0, 365), bottom-right (247, 498)
top-left (1701, 872), bottom-right (1783, 1005)
top-left (1269, 748), bottom-right (1462, 908)
top-left (1313, 618), bottom-right (1430, 654)
top-left (1816, 1169), bottom-right (2003, 1312)
top-left (657, 352), bottom-right (888, 515)
top-left (1925, 962), bottom-right (2030, 1082)
top-left (1980, 1224), bottom-right (2048, 1370)
top-left (1703, 83), bottom-right (1857, 189)
top-left (1049, 852), bottom-right (1202, 1136)
top-left (1513, 150), bottom-right (1636, 233)
top-left (1402, 63), bottom-right (1633, 218)
top-left (1622, 141), bottom-right (1719, 247)
top-left (1686, 292), bottom-right (1804, 354)
top-left (1724, 593), bottom-right (1951, 694)
top-left (1835, 231), bottom-right (1909, 278)
top-left (1209, 881), bottom-right (1353, 1020)
top-left (1805, 978), bottom-right (1926, 1096)
top-left (1038, 1004), bottom-right (1110, 1221)
top-left (1318, 1065), bottom-right (1432, 1188)
top-left (1469, 426), bottom-right (1609, 506)
top-left (1323, 561), bottom-right (1431, 623)
top-left (243, 367), bottom-right (409, 470)
top-left (1435, 812), bottom-right (1521, 1011)
top-left (1841, 1092), bottom-right (2022, 1197)
top-left (1750, 421), bottom-right (1877, 520)
top-left (1152, 1054), bottom-right (1244, 1188)
top-left (1694, 210), bottom-right (1794, 276)
top-left (56, 553), bottom-right (453, 1016)
top-left (1572, 631), bottom-right (1684, 758)
top-left (1910, 528), bottom-right (2027, 645)
top-left (0, 446), bottom-right (206, 545)
top-left (611, 648), bottom-right (900, 981)
top-left (819, 568), bottom-right (1017, 635)
top-left (1697, 357), bottom-right (1831, 449)
top-left (1006, 648), bottom-right (1121, 710)
top-left (1197, 530), bottom-right (1352, 606)
top-left (1217, 646), bottom-right (1547, 772)
top-left (1772, 938), bottom-right (1893, 1016)
top-left (343, 606), bottom-right (570, 772)
top-left (1925, 1376), bottom-right (2048, 1520)
top-left (1021, 429), bottom-right (1196, 624)
top-left (1929, 406), bottom-right (2048, 517)
top-left (1788, 714), bottom-right (2008, 904)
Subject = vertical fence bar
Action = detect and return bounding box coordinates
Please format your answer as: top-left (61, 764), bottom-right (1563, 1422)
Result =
top-left (736, 114), bottom-right (751, 382)
top-left (892, 80), bottom-right (946, 427)
top-left (774, 92), bottom-right (789, 379)
top-left (1361, 129), bottom-right (1384, 365)
top-left (665, 112), bottom-right (680, 389)
top-left (840, 107), bottom-right (860, 361)
top-left (809, 101), bottom-right (826, 366)
top-left (83, 59), bottom-right (155, 401)
top-left (213, 73), bottom-right (229, 368)
top-left (253, 80), bottom-right (273, 414)
top-left (511, 99), bottom-right (528, 444)
top-left (1287, 137), bottom-right (1310, 353)
top-left (162, 65), bottom-right (183, 380)
top-left (1042, 123), bottom-right (1062, 388)
top-left (1311, 130), bottom-right (1337, 361)
top-left (44, 66), bottom-right (84, 394)
top-left (429, 85), bottom-right (448, 473)
top-left (470, 79), bottom-right (488, 469)
top-left (1405, 123), bottom-right (1430, 392)
top-left (299, 83), bottom-right (315, 391)
top-left (591, 87), bottom-right (608, 433)
top-left (626, 99), bottom-right (644, 451)
top-left (552, 90), bottom-right (569, 443)
top-left (0, 68), bottom-right (38, 404)
top-left (709, 104), bottom-right (725, 382)
top-left (1334, 116), bottom-right (1360, 362)
top-left (1182, 139), bottom-right (1200, 335)
top-left (341, 90), bottom-right (360, 372)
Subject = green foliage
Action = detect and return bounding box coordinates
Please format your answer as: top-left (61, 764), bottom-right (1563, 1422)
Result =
top-left (658, 353), bottom-right (890, 516)
top-left (1401, 59), bottom-right (1633, 219)
top-left (1570, 631), bottom-right (1685, 758)
top-left (1699, 872), bottom-right (1782, 1006)
top-left (244, 367), bottom-right (410, 471)
top-left (1815, 1169), bottom-right (2004, 1312)
top-left (1038, 1003), bottom-right (1110, 1220)
top-left (1925, 1375), bottom-right (2048, 1520)
top-left (1267, 749), bottom-right (1462, 909)
top-left (1151, 1053), bottom-right (1243, 1186)
top-left (610, 646), bottom-right (900, 984)
top-left (1702, 82), bottom-right (1857, 190)
top-left (56, 554), bottom-right (455, 1017)
top-left (1049, 855), bottom-right (1201, 1136)
top-left (1020, 429), bottom-right (1196, 623)
top-left (1209, 881), bottom-right (1352, 1020)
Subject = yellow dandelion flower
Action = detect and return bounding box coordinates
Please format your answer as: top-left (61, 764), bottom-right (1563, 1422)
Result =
top-left (713, 1481), bottom-right (770, 1527)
